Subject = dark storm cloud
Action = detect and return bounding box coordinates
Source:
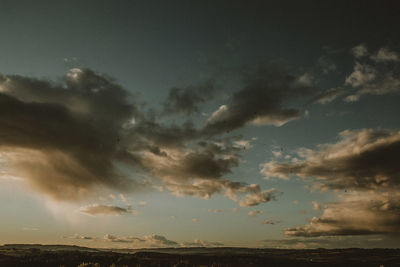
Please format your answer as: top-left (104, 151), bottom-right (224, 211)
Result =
top-left (263, 129), bottom-right (400, 191)
top-left (0, 69), bottom-right (278, 206)
top-left (202, 66), bottom-right (315, 135)
top-left (0, 69), bottom-right (143, 200)
top-left (162, 80), bottom-right (215, 115)
top-left (79, 204), bottom-right (137, 216)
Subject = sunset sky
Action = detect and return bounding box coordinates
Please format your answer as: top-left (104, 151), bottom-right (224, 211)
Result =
top-left (0, 0), bottom-right (400, 249)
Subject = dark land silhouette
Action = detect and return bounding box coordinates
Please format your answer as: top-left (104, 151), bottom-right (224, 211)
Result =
top-left (0, 244), bottom-right (399, 267)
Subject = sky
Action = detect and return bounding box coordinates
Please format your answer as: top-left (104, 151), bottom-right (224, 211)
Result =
top-left (0, 0), bottom-right (400, 249)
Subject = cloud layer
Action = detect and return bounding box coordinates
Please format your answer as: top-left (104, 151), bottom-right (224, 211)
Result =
top-left (262, 128), bottom-right (400, 237)
top-left (0, 68), bottom-right (285, 206)
top-left (79, 204), bottom-right (137, 216)
top-left (202, 66), bottom-right (315, 135)
top-left (262, 129), bottom-right (400, 191)
top-left (162, 81), bottom-right (215, 115)
top-left (285, 191), bottom-right (400, 237)
top-left (104, 234), bottom-right (178, 247)
top-left (0, 69), bottom-right (141, 200)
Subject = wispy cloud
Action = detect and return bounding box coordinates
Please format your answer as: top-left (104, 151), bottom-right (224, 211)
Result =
top-left (248, 209), bottom-right (263, 217)
top-left (181, 239), bottom-right (224, 247)
top-left (261, 219), bottom-right (280, 225)
top-left (79, 204), bottom-right (137, 216)
top-left (344, 46), bottom-right (400, 101)
top-left (104, 234), bottom-right (179, 247)
top-left (161, 80), bottom-right (215, 115)
top-left (63, 234), bottom-right (96, 241)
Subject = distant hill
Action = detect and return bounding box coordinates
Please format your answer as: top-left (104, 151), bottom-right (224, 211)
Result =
top-left (1, 244), bottom-right (100, 252)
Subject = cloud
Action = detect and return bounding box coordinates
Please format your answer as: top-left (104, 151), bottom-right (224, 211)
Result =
top-left (104, 234), bottom-right (221, 248)
top-left (143, 140), bottom-right (240, 181)
top-left (143, 234), bottom-right (179, 247)
top-left (119, 194), bottom-right (127, 202)
top-left (127, 118), bottom-right (198, 149)
top-left (0, 69), bottom-right (143, 200)
top-left (181, 239), bottom-right (224, 247)
top-left (162, 81), bottom-right (215, 115)
top-left (345, 73), bottom-right (400, 102)
top-left (233, 139), bottom-right (253, 150)
top-left (262, 129), bottom-right (400, 191)
top-left (316, 56), bottom-right (337, 74)
top-left (271, 150), bottom-right (283, 158)
top-left (202, 66), bottom-right (315, 135)
top-left (344, 46), bottom-right (400, 101)
top-left (345, 62), bottom-right (377, 88)
top-left (104, 234), bottom-right (144, 243)
top-left (309, 87), bottom-right (344, 104)
top-left (239, 188), bottom-right (280, 207)
top-left (285, 190), bottom-right (400, 237)
top-left (138, 201), bottom-right (147, 206)
top-left (297, 73), bottom-right (313, 86)
top-left (370, 47), bottom-right (399, 62)
top-left (262, 128), bottom-right (400, 237)
top-left (162, 178), bottom-right (242, 201)
top-left (63, 234), bottom-right (96, 240)
top-left (79, 204), bottom-right (137, 216)
top-left (132, 136), bottom-right (275, 206)
top-left (261, 219), bottom-right (280, 225)
top-left (248, 209), bottom-right (263, 217)
top-left (206, 209), bottom-right (224, 213)
top-left (351, 44), bottom-right (368, 58)
top-left (0, 68), bottom-right (277, 205)
top-left (260, 235), bottom-right (390, 249)
top-left (312, 201), bottom-right (322, 210)
top-left (104, 234), bottom-right (178, 247)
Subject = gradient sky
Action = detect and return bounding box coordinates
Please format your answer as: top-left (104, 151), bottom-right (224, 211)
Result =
top-left (0, 0), bottom-right (400, 249)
